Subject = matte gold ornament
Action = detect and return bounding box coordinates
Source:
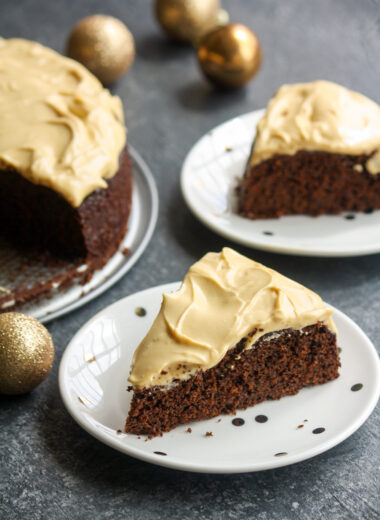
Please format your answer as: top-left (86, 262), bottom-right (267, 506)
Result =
top-left (197, 23), bottom-right (261, 88)
top-left (0, 313), bottom-right (54, 395)
top-left (155, 0), bottom-right (221, 43)
top-left (67, 14), bottom-right (135, 85)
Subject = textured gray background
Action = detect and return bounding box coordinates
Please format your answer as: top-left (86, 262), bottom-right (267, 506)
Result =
top-left (0, 1), bottom-right (379, 519)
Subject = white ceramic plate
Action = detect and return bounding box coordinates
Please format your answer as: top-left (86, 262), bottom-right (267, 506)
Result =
top-left (59, 282), bottom-right (380, 474)
top-left (16, 146), bottom-right (158, 323)
top-left (181, 110), bottom-right (380, 257)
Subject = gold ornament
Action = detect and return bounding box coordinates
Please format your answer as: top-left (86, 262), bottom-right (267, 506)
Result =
top-left (67, 14), bottom-right (135, 85)
top-left (0, 313), bottom-right (54, 395)
top-left (155, 0), bottom-right (221, 43)
top-left (197, 23), bottom-right (261, 88)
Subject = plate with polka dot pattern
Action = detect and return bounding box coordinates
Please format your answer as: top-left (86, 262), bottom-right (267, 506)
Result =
top-left (181, 110), bottom-right (380, 257)
top-left (59, 282), bottom-right (380, 473)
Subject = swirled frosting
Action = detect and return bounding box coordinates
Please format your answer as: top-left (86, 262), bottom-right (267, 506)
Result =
top-left (129, 248), bottom-right (336, 389)
top-left (250, 81), bottom-right (380, 175)
top-left (0, 38), bottom-right (126, 207)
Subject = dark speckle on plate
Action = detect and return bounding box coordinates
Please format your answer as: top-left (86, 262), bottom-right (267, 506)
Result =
top-left (255, 415), bottom-right (268, 423)
top-left (135, 307), bottom-right (147, 317)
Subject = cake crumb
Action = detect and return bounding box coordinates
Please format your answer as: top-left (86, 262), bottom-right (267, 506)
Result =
top-left (297, 424), bottom-right (304, 429)
top-left (116, 429), bottom-right (122, 434)
top-left (122, 247), bottom-right (130, 256)
top-left (217, 419), bottom-right (221, 423)
top-left (205, 431), bottom-right (213, 437)
top-left (186, 427), bottom-right (192, 433)
top-left (225, 146), bottom-right (233, 152)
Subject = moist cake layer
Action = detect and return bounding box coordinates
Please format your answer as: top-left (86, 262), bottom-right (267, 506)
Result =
top-left (125, 323), bottom-right (339, 437)
top-left (239, 150), bottom-right (380, 219)
top-left (0, 148), bottom-right (132, 268)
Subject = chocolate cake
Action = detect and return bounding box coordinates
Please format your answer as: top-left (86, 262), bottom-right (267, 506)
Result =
top-left (0, 149), bottom-right (132, 270)
top-left (238, 81), bottom-right (380, 219)
top-left (125, 248), bottom-right (340, 437)
top-left (0, 39), bottom-right (132, 308)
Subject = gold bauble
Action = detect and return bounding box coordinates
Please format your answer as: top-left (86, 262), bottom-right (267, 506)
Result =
top-left (155, 0), bottom-right (221, 43)
top-left (197, 23), bottom-right (261, 88)
top-left (0, 313), bottom-right (54, 395)
top-left (67, 14), bottom-right (135, 85)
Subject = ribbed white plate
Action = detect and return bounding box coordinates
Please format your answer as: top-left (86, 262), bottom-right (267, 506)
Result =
top-left (6, 146), bottom-right (158, 323)
top-left (59, 282), bottom-right (380, 474)
top-left (181, 110), bottom-right (380, 257)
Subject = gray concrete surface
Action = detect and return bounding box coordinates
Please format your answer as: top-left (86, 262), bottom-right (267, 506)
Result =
top-left (0, 1), bottom-right (379, 518)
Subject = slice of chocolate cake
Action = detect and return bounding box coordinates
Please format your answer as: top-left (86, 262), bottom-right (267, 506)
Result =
top-left (238, 81), bottom-right (380, 219)
top-left (125, 248), bottom-right (340, 437)
top-left (0, 39), bottom-right (132, 308)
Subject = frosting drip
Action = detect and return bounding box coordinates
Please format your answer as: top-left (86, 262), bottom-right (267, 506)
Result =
top-left (129, 248), bottom-right (336, 389)
top-left (250, 81), bottom-right (380, 174)
top-left (0, 38), bottom-right (126, 207)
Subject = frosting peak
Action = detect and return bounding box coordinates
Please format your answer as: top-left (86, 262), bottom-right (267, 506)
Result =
top-left (129, 248), bottom-right (336, 389)
top-left (0, 38), bottom-right (126, 207)
top-left (251, 81), bottom-right (380, 174)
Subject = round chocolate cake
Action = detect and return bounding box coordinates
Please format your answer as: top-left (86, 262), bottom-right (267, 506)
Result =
top-left (0, 38), bottom-right (133, 310)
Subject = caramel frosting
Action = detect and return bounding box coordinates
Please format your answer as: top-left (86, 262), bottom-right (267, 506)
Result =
top-left (129, 248), bottom-right (336, 389)
top-left (0, 38), bottom-right (126, 207)
top-left (250, 81), bottom-right (380, 175)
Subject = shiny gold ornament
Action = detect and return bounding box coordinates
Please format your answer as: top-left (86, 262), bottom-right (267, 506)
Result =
top-left (155, 0), bottom-right (221, 43)
top-left (197, 23), bottom-right (261, 88)
top-left (0, 313), bottom-right (54, 395)
top-left (67, 14), bottom-right (135, 85)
